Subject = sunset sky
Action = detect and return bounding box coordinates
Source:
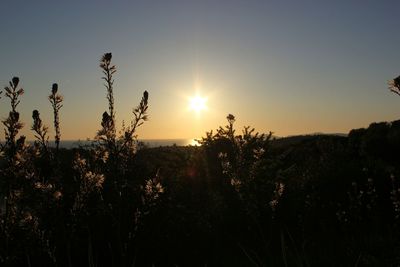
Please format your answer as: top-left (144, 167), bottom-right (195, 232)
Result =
top-left (1, 0), bottom-right (400, 140)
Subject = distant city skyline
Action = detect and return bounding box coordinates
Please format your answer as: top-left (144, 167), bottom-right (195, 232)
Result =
top-left (1, 0), bottom-right (399, 140)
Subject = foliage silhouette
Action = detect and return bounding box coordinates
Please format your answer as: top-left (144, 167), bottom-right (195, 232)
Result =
top-left (0, 57), bottom-right (400, 266)
top-left (389, 75), bottom-right (400, 96)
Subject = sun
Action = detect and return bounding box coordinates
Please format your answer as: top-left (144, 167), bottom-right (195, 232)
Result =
top-left (189, 95), bottom-right (207, 113)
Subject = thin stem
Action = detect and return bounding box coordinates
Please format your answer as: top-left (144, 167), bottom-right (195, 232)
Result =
top-left (100, 53), bottom-right (116, 145)
top-left (49, 84), bottom-right (62, 152)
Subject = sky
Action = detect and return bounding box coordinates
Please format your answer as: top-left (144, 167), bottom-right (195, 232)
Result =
top-left (1, 0), bottom-right (400, 140)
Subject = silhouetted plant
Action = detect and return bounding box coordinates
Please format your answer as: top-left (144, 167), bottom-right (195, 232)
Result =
top-left (95, 53), bottom-right (150, 194)
top-left (269, 182), bottom-right (285, 218)
top-left (119, 90), bottom-right (149, 154)
top-left (141, 173), bottom-right (164, 209)
top-left (98, 53), bottom-right (117, 147)
top-left (2, 77), bottom-right (24, 156)
top-left (389, 75), bottom-right (400, 96)
top-left (70, 52), bottom-right (154, 266)
top-left (202, 114), bottom-right (272, 207)
top-left (391, 174), bottom-right (400, 223)
top-left (97, 53), bottom-right (149, 155)
top-left (31, 110), bottom-right (49, 153)
top-left (0, 77), bottom-right (45, 265)
top-left (4, 54), bottom-right (400, 266)
top-left (48, 83), bottom-right (63, 151)
top-left (71, 152), bottom-right (104, 215)
top-left (1, 77), bottom-right (25, 217)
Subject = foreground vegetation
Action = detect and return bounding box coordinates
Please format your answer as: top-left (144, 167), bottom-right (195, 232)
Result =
top-left (1, 54), bottom-right (400, 266)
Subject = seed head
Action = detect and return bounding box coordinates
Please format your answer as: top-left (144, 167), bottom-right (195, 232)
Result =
top-left (227, 114), bottom-right (235, 124)
top-left (143, 90), bottom-right (149, 105)
top-left (102, 111), bottom-right (110, 122)
top-left (52, 83), bottom-right (58, 94)
top-left (12, 77), bottom-right (19, 87)
top-left (32, 110), bottom-right (40, 120)
top-left (102, 53), bottom-right (112, 62)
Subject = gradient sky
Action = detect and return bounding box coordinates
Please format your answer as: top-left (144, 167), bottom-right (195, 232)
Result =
top-left (1, 0), bottom-right (400, 140)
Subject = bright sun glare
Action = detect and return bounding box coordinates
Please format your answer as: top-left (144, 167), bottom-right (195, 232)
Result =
top-left (189, 95), bottom-right (207, 113)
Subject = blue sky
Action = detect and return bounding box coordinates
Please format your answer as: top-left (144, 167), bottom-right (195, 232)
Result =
top-left (1, 0), bottom-right (400, 139)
